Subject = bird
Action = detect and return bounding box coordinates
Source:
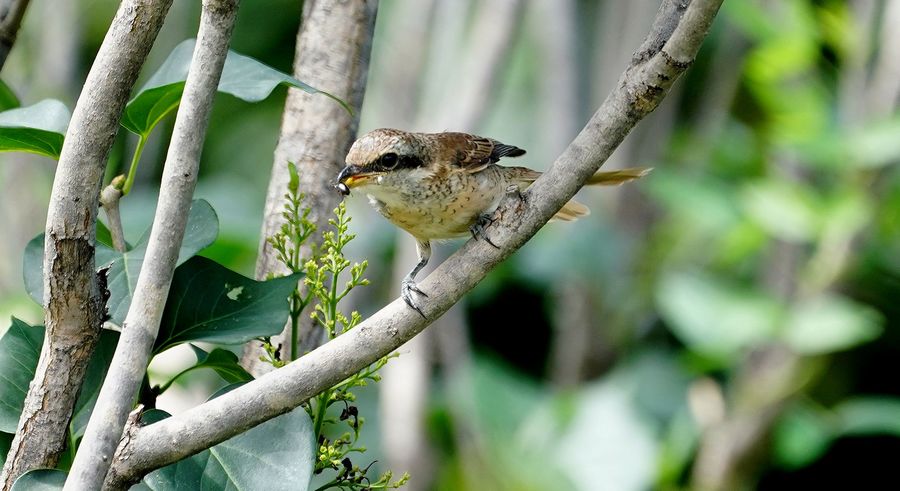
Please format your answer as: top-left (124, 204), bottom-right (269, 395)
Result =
top-left (335, 128), bottom-right (650, 317)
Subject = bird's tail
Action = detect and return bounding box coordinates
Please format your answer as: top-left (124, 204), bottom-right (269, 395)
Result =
top-left (554, 167), bottom-right (651, 221)
top-left (503, 166), bottom-right (651, 222)
top-left (584, 167), bottom-right (653, 185)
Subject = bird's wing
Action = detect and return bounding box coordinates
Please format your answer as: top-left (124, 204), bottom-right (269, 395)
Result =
top-left (439, 133), bottom-right (526, 173)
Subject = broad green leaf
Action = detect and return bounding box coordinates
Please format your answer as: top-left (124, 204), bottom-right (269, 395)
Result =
top-left (122, 39), bottom-right (348, 136)
top-left (137, 405), bottom-right (315, 491)
top-left (187, 346), bottom-right (253, 384)
top-left (781, 295), bottom-right (882, 355)
top-left (0, 99), bottom-right (69, 159)
top-left (0, 431), bottom-right (12, 467)
top-left (0, 80), bottom-right (20, 110)
top-left (10, 469), bottom-right (66, 491)
top-left (24, 199), bottom-right (218, 325)
top-left (0, 318), bottom-right (44, 433)
top-left (835, 397), bottom-right (900, 437)
top-left (656, 271), bottom-right (782, 360)
top-left (70, 330), bottom-right (120, 440)
top-left (0, 318), bottom-right (119, 438)
top-left (773, 401), bottom-right (833, 469)
top-left (741, 179), bottom-right (821, 242)
top-left (158, 346), bottom-right (252, 393)
top-left (154, 256), bottom-right (300, 353)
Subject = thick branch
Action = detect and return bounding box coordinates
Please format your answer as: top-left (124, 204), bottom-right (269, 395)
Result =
top-left (104, 0), bottom-right (723, 485)
top-left (242, 0), bottom-right (377, 373)
top-left (0, 1), bottom-right (171, 488)
top-left (0, 0), bottom-right (29, 71)
top-left (64, 1), bottom-right (239, 489)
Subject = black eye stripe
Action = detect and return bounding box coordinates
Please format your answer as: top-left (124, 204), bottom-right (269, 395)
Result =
top-left (373, 154), bottom-right (424, 170)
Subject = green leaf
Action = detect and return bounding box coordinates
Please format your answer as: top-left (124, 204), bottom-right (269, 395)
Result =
top-left (0, 80), bottom-right (21, 110)
top-left (10, 469), bottom-right (66, 491)
top-left (188, 346), bottom-right (253, 384)
top-left (0, 99), bottom-right (69, 159)
top-left (835, 397), bottom-right (900, 437)
top-left (656, 271), bottom-right (782, 361)
top-left (154, 256), bottom-right (300, 353)
top-left (0, 318), bottom-right (44, 433)
top-left (137, 405), bottom-right (315, 491)
top-left (24, 199), bottom-right (219, 324)
top-left (741, 179), bottom-right (822, 242)
top-left (773, 401), bottom-right (834, 469)
top-left (122, 39), bottom-right (348, 137)
top-left (158, 346), bottom-right (252, 393)
top-left (70, 330), bottom-right (120, 440)
top-left (0, 431), bottom-right (12, 467)
top-left (0, 317), bottom-right (119, 438)
top-left (781, 294), bottom-right (882, 355)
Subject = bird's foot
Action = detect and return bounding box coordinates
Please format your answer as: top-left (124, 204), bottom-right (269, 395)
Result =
top-left (470, 213), bottom-right (500, 248)
top-left (401, 279), bottom-right (428, 318)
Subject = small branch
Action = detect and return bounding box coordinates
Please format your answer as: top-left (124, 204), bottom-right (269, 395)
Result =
top-left (65, 1), bottom-right (239, 489)
top-left (100, 176), bottom-right (128, 252)
top-left (242, 0), bottom-right (378, 374)
top-left (0, 1), bottom-right (172, 488)
top-left (104, 0), bottom-right (723, 486)
top-left (0, 0), bottom-right (30, 72)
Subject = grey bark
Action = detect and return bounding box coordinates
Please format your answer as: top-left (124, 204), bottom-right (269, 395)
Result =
top-left (64, 1), bottom-right (238, 489)
top-left (242, 0), bottom-right (378, 374)
top-left (0, 0), bottom-right (29, 71)
top-left (0, 1), bottom-right (172, 488)
top-left (103, 0), bottom-right (724, 486)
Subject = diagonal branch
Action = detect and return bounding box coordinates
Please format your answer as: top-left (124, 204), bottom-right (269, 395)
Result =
top-left (64, 1), bottom-right (240, 489)
top-left (104, 0), bottom-right (724, 487)
top-left (0, 1), bottom-right (172, 488)
top-left (0, 0), bottom-right (30, 71)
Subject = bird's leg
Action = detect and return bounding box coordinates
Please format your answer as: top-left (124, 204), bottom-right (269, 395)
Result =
top-left (401, 239), bottom-right (431, 318)
top-left (469, 213), bottom-right (500, 248)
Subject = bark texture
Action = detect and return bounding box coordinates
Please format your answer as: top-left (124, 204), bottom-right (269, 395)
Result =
top-left (242, 0), bottom-right (378, 374)
top-left (0, 1), bottom-right (172, 488)
top-left (64, 1), bottom-right (239, 489)
top-left (103, 0), bottom-right (723, 485)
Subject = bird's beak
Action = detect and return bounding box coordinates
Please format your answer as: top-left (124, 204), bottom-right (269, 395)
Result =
top-left (335, 165), bottom-right (378, 195)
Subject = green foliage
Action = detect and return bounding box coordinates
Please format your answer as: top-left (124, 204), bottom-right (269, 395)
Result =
top-left (153, 346), bottom-right (252, 395)
top-left (0, 100), bottom-right (69, 159)
top-left (153, 255), bottom-right (300, 353)
top-left (23, 199), bottom-right (219, 324)
top-left (0, 318), bottom-right (43, 433)
top-left (136, 405), bottom-right (316, 491)
top-left (10, 469), bottom-right (66, 490)
top-left (261, 163), bottom-right (406, 490)
top-left (0, 80), bottom-right (20, 110)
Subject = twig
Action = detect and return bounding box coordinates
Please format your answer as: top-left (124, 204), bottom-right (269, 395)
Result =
top-left (0, 0), bottom-right (30, 71)
top-left (0, 1), bottom-right (172, 488)
top-left (242, 0), bottom-right (378, 374)
top-left (64, 1), bottom-right (239, 489)
top-left (103, 0), bottom-right (724, 486)
top-left (99, 176), bottom-right (128, 252)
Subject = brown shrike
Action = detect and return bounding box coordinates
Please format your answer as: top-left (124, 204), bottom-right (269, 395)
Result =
top-left (335, 128), bottom-right (650, 316)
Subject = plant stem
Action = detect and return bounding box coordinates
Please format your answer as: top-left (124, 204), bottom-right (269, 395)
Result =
top-left (122, 134), bottom-right (148, 196)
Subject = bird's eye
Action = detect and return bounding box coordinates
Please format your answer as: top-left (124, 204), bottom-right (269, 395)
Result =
top-left (380, 153), bottom-right (399, 170)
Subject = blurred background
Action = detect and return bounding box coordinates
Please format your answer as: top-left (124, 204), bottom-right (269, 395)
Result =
top-left (2, 0), bottom-right (900, 489)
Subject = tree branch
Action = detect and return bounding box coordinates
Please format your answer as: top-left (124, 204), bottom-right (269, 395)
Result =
top-left (242, 0), bottom-right (378, 373)
top-left (0, 0), bottom-right (30, 71)
top-left (0, 1), bottom-right (172, 487)
top-left (64, 1), bottom-right (239, 489)
top-left (104, 0), bottom-right (723, 485)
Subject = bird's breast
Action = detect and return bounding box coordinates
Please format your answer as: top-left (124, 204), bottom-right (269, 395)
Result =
top-left (361, 169), bottom-right (504, 239)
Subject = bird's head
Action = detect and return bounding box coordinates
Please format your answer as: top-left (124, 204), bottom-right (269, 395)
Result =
top-left (336, 129), bottom-right (429, 195)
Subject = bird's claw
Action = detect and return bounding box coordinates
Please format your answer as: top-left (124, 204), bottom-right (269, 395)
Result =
top-left (470, 213), bottom-right (500, 248)
top-left (401, 279), bottom-right (428, 318)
